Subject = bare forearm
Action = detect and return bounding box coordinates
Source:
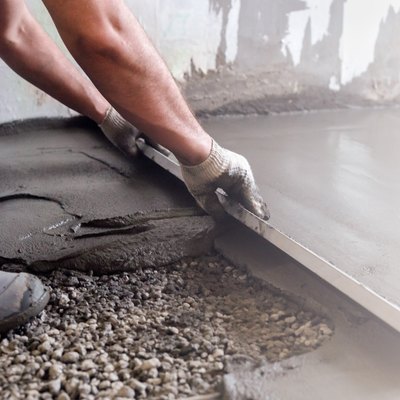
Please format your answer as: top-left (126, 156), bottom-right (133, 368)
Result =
top-left (0, 2), bottom-right (108, 123)
top-left (43, 0), bottom-right (211, 165)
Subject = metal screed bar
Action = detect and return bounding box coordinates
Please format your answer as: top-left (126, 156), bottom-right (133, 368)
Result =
top-left (137, 139), bottom-right (400, 333)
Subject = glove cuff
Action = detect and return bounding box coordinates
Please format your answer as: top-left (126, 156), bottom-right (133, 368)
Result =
top-left (181, 139), bottom-right (228, 182)
top-left (99, 106), bottom-right (127, 133)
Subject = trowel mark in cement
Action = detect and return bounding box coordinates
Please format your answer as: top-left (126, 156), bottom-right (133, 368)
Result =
top-left (78, 207), bottom-right (206, 229)
top-left (0, 195), bottom-right (78, 263)
top-left (31, 215), bottom-right (215, 275)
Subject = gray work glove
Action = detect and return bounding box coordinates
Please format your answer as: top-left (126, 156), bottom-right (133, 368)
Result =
top-left (99, 107), bottom-right (170, 158)
top-left (181, 139), bottom-right (270, 220)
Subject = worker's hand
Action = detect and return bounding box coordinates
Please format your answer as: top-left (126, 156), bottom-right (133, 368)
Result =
top-left (99, 107), bottom-right (139, 158)
top-left (99, 107), bottom-right (170, 158)
top-left (181, 140), bottom-right (270, 220)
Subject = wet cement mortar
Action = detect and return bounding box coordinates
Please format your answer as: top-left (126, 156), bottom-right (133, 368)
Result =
top-left (0, 255), bottom-right (333, 400)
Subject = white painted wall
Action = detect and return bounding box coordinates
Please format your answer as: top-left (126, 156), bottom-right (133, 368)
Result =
top-left (0, 2), bottom-right (77, 123)
top-left (282, 0), bottom-right (335, 66)
top-left (281, 0), bottom-right (400, 89)
top-left (0, 0), bottom-right (239, 123)
top-left (1, 0), bottom-right (400, 123)
top-left (339, 0), bottom-right (400, 85)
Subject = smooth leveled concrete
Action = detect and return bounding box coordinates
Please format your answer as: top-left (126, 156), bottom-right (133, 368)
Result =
top-left (216, 223), bottom-right (400, 400)
top-left (0, 119), bottom-right (214, 273)
top-left (203, 107), bottom-right (400, 325)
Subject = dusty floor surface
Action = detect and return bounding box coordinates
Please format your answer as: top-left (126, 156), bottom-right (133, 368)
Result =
top-left (0, 255), bottom-right (333, 400)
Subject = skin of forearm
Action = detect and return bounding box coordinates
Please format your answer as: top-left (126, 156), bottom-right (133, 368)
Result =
top-left (43, 0), bottom-right (212, 165)
top-left (0, 4), bottom-right (109, 123)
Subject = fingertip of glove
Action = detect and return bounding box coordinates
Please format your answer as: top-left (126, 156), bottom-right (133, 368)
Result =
top-left (262, 205), bottom-right (271, 221)
top-left (249, 201), bottom-right (270, 221)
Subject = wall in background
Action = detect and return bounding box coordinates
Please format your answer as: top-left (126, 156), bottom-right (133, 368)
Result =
top-left (2, 0), bottom-right (400, 123)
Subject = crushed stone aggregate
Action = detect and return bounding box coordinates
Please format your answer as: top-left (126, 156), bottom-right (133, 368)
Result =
top-left (0, 255), bottom-right (333, 399)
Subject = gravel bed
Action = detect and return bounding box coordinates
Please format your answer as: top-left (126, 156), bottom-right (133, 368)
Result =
top-left (0, 255), bottom-right (333, 399)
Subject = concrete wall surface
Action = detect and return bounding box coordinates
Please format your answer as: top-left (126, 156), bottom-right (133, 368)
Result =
top-left (1, 0), bottom-right (400, 123)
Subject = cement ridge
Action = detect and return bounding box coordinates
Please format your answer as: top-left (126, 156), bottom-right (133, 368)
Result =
top-left (0, 116), bottom-right (96, 137)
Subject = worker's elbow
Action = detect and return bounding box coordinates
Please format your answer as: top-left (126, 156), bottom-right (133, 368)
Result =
top-left (0, 18), bottom-right (28, 59)
top-left (0, 29), bottom-right (18, 57)
top-left (72, 26), bottom-right (124, 61)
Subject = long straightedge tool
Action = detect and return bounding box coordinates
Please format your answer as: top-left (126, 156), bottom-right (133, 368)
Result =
top-left (136, 138), bottom-right (400, 333)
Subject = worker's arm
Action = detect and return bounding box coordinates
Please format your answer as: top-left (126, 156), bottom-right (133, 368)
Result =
top-left (0, 0), bottom-right (108, 123)
top-left (0, 0), bottom-right (141, 157)
top-left (42, 0), bottom-right (269, 219)
top-left (42, 0), bottom-right (210, 166)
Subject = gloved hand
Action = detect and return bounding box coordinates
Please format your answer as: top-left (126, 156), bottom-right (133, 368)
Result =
top-left (99, 107), bottom-right (170, 157)
top-left (99, 107), bottom-right (139, 157)
top-left (181, 139), bottom-right (270, 220)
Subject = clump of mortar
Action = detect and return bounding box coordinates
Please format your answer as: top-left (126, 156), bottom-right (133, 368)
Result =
top-left (0, 256), bottom-right (333, 399)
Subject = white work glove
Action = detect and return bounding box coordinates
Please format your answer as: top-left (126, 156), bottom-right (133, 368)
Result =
top-left (99, 106), bottom-right (170, 157)
top-left (99, 107), bottom-right (139, 157)
top-left (181, 139), bottom-right (270, 220)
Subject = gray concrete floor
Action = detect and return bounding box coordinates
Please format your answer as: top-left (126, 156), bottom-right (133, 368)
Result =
top-left (203, 108), bottom-right (400, 329)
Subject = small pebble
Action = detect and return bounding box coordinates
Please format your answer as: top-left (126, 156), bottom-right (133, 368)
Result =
top-left (49, 364), bottom-right (63, 380)
top-left (137, 358), bottom-right (161, 371)
top-left (46, 379), bottom-right (62, 395)
top-left (81, 360), bottom-right (96, 371)
top-left (116, 385), bottom-right (135, 398)
top-left (61, 352), bottom-right (80, 363)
